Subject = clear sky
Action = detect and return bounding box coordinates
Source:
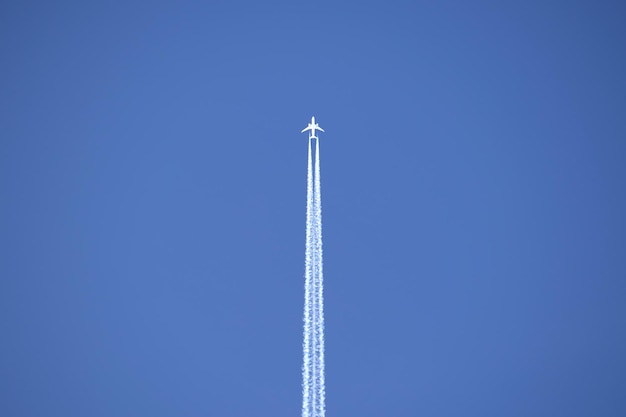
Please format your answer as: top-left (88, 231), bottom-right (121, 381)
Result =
top-left (1, 1), bottom-right (625, 416)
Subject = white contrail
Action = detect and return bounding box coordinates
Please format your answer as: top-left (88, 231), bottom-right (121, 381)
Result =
top-left (303, 136), bottom-right (325, 417)
top-left (313, 137), bottom-right (325, 417)
top-left (302, 138), bottom-right (314, 417)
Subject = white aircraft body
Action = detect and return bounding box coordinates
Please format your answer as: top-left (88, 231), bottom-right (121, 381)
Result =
top-left (301, 116), bottom-right (324, 139)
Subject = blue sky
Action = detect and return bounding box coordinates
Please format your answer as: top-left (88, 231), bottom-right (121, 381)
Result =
top-left (1, 1), bottom-right (625, 416)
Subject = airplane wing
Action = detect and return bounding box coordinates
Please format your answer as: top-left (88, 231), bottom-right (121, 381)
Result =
top-left (301, 126), bottom-right (311, 133)
top-left (318, 127), bottom-right (325, 132)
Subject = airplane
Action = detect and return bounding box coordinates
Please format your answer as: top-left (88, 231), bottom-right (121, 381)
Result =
top-left (301, 116), bottom-right (324, 139)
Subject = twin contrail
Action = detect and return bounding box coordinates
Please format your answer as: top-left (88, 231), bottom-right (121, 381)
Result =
top-left (302, 118), bottom-right (325, 417)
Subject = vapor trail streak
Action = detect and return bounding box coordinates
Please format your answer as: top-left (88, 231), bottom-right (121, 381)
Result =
top-left (313, 137), bottom-right (325, 417)
top-left (302, 138), bottom-right (314, 417)
top-left (303, 137), bottom-right (325, 417)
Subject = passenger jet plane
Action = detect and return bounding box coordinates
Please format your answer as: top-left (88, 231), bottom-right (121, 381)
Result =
top-left (301, 116), bottom-right (324, 139)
